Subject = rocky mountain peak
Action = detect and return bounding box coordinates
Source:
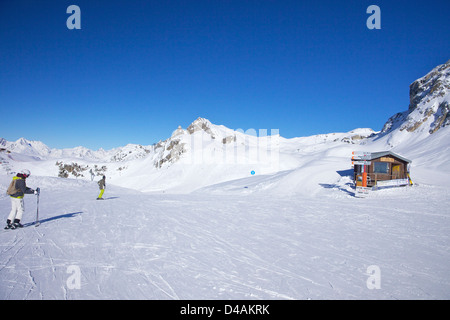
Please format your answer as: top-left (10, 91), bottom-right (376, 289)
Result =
top-left (171, 125), bottom-right (187, 139)
top-left (381, 60), bottom-right (450, 136)
top-left (186, 117), bottom-right (216, 138)
top-left (409, 59), bottom-right (450, 112)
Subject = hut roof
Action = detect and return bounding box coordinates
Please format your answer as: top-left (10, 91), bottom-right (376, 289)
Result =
top-left (368, 151), bottom-right (412, 163)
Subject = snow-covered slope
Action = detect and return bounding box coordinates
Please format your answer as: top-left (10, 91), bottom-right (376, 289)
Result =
top-left (0, 115), bottom-right (448, 195)
top-left (0, 174), bottom-right (448, 300)
top-left (1, 117), bottom-right (378, 194)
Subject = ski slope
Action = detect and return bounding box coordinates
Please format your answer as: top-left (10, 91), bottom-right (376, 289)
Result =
top-left (0, 174), bottom-right (449, 300)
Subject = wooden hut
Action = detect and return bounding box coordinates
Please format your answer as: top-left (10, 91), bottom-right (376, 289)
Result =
top-left (353, 151), bottom-right (412, 188)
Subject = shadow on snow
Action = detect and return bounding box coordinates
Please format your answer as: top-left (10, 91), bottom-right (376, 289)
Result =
top-left (23, 212), bottom-right (82, 227)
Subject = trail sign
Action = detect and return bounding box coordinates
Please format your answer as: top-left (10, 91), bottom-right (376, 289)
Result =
top-left (352, 161), bottom-right (371, 165)
top-left (352, 151), bottom-right (372, 156)
top-left (355, 186), bottom-right (371, 197)
top-left (352, 151), bottom-right (372, 161)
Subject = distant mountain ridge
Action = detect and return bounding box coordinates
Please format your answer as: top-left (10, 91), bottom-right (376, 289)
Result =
top-left (0, 137), bottom-right (154, 162)
top-left (1, 117), bottom-right (375, 167)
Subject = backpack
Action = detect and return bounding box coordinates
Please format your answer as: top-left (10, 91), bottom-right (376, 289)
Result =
top-left (98, 178), bottom-right (105, 189)
top-left (6, 179), bottom-right (19, 196)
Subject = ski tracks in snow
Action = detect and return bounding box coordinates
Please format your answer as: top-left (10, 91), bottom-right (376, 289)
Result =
top-left (1, 182), bottom-right (449, 299)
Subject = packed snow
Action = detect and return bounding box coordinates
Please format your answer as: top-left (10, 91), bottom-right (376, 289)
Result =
top-left (1, 121), bottom-right (449, 299)
top-left (0, 174), bottom-right (449, 300)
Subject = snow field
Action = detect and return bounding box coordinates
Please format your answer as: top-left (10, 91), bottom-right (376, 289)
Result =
top-left (1, 175), bottom-right (449, 299)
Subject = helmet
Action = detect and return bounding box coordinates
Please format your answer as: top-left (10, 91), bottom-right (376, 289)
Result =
top-left (20, 169), bottom-right (31, 177)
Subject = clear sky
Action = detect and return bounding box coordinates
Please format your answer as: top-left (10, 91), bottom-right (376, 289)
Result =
top-left (1, 0), bottom-right (449, 150)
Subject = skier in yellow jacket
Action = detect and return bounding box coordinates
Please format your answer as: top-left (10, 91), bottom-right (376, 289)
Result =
top-left (97, 175), bottom-right (106, 200)
top-left (5, 169), bottom-right (38, 229)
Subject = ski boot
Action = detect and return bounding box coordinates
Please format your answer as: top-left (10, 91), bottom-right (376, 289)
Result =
top-left (4, 220), bottom-right (13, 230)
top-left (11, 219), bottom-right (23, 229)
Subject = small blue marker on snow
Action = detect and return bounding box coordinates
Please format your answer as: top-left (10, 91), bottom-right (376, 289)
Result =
top-left (251, 170), bottom-right (255, 175)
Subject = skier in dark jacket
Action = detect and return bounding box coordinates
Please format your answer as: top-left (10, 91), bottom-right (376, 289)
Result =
top-left (5, 169), bottom-right (37, 229)
top-left (97, 175), bottom-right (106, 200)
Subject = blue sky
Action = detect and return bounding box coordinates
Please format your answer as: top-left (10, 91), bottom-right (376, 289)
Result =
top-left (1, 0), bottom-right (449, 150)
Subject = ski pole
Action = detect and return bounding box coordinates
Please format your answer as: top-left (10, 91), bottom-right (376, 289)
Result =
top-left (35, 187), bottom-right (40, 227)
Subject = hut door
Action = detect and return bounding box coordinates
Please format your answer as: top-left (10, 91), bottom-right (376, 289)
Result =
top-left (392, 165), bottom-right (401, 178)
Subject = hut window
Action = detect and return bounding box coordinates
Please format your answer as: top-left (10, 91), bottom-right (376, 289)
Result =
top-left (374, 162), bottom-right (389, 174)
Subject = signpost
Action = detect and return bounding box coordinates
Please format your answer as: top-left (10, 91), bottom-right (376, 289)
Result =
top-left (352, 151), bottom-right (371, 158)
top-left (352, 151), bottom-right (372, 197)
top-left (352, 161), bottom-right (371, 165)
top-left (355, 186), bottom-right (371, 197)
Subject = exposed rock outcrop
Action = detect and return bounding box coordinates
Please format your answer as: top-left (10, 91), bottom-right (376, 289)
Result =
top-left (381, 60), bottom-right (450, 135)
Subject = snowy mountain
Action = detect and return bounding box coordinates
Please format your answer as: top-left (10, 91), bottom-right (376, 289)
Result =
top-left (363, 59), bottom-right (450, 185)
top-left (1, 61), bottom-right (450, 194)
top-left (1, 117), bottom-right (378, 193)
top-left (375, 59), bottom-right (450, 147)
top-left (0, 137), bottom-right (52, 160)
top-left (0, 137), bottom-right (154, 162)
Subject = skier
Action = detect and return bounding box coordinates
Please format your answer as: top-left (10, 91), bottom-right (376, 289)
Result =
top-left (97, 175), bottom-right (106, 200)
top-left (5, 169), bottom-right (38, 229)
